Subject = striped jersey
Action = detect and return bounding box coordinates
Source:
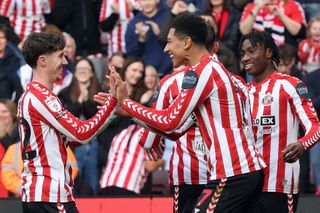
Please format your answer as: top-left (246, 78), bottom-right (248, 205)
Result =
top-left (123, 54), bottom-right (266, 180)
top-left (17, 82), bottom-right (117, 202)
top-left (0, 0), bottom-right (51, 41)
top-left (240, 0), bottom-right (306, 45)
top-left (298, 38), bottom-right (320, 73)
top-left (99, 0), bottom-right (135, 56)
top-left (99, 125), bottom-right (148, 194)
top-left (248, 72), bottom-right (320, 194)
top-left (139, 67), bottom-right (210, 185)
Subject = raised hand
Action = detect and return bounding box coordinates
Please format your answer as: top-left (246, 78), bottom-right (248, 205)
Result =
top-left (110, 67), bottom-right (128, 105)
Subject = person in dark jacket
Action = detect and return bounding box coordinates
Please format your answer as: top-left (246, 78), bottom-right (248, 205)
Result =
top-left (0, 25), bottom-right (23, 103)
top-left (203, 0), bottom-right (241, 55)
top-left (125, 0), bottom-right (172, 77)
top-left (59, 57), bottom-right (101, 196)
top-left (46, 0), bottom-right (105, 83)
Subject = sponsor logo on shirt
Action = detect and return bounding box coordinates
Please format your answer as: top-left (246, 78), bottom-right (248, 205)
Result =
top-left (296, 82), bottom-right (310, 99)
top-left (182, 70), bottom-right (198, 89)
top-left (262, 93), bottom-right (273, 105)
top-left (260, 128), bottom-right (273, 135)
top-left (45, 95), bottom-right (62, 112)
top-left (253, 115), bottom-right (276, 126)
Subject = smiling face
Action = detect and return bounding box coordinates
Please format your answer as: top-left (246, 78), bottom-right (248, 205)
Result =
top-left (144, 66), bottom-right (159, 90)
top-left (74, 59), bottom-right (94, 84)
top-left (125, 61), bottom-right (144, 86)
top-left (240, 39), bottom-right (273, 81)
top-left (45, 49), bottom-right (68, 83)
top-left (164, 28), bottom-right (188, 68)
top-left (309, 20), bottom-right (320, 42)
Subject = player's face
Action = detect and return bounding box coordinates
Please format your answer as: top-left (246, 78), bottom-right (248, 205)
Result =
top-left (124, 61), bottom-right (144, 86)
top-left (45, 49), bottom-right (68, 82)
top-left (75, 60), bottom-right (94, 84)
top-left (240, 39), bottom-right (270, 78)
top-left (0, 103), bottom-right (13, 127)
top-left (164, 28), bottom-right (187, 68)
top-left (310, 20), bottom-right (320, 42)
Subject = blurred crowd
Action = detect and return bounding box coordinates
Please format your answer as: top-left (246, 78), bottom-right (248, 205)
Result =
top-left (0, 0), bottom-right (320, 198)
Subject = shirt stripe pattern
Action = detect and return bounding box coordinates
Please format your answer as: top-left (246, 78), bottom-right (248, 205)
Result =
top-left (139, 68), bottom-right (210, 185)
top-left (0, 0), bottom-right (50, 41)
top-left (99, 125), bottom-right (148, 194)
top-left (241, 1), bottom-right (306, 45)
top-left (123, 54), bottom-right (265, 180)
top-left (17, 82), bottom-right (117, 202)
top-left (248, 72), bottom-right (320, 193)
top-left (99, 0), bottom-right (134, 56)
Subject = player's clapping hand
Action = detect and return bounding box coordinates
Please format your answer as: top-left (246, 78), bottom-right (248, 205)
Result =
top-left (282, 142), bottom-right (305, 163)
top-left (111, 69), bottom-right (128, 105)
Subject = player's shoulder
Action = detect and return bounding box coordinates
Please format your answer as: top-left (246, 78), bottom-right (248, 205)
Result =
top-left (275, 72), bottom-right (302, 86)
top-left (275, 72), bottom-right (310, 98)
top-left (160, 67), bottom-right (188, 84)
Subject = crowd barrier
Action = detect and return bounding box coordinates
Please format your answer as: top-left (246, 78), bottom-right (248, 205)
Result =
top-left (0, 196), bottom-right (319, 212)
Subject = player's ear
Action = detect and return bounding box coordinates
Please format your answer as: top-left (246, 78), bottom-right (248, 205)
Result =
top-left (266, 48), bottom-right (273, 60)
top-left (38, 55), bottom-right (47, 68)
top-left (184, 36), bottom-right (192, 50)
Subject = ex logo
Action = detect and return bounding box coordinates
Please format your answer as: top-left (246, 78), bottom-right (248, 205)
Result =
top-left (253, 116), bottom-right (276, 126)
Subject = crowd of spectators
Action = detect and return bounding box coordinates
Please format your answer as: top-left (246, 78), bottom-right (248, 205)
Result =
top-left (0, 0), bottom-right (320, 198)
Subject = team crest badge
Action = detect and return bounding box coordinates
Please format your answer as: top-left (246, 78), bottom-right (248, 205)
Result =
top-left (262, 93), bottom-right (273, 106)
top-left (45, 96), bottom-right (62, 112)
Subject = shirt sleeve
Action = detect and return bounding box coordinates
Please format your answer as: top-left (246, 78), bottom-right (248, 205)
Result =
top-left (286, 79), bottom-right (320, 149)
top-left (123, 59), bottom-right (215, 133)
top-left (30, 92), bottom-right (118, 144)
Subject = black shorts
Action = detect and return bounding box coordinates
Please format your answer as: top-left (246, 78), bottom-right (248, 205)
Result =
top-left (173, 184), bottom-right (205, 213)
top-left (248, 192), bottom-right (299, 213)
top-left (22, 201), bottom-right (79, 213)
top-left (194, 170), bottom-right (264, 213)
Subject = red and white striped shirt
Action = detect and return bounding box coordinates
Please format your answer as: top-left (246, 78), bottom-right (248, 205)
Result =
top-left (99, 125), bottom-right (148, 194)
top-left (17, 82), bottom-right (117, 202)
top-left (123, 54), bottom-right (266, 180)
top-left (248, 72), bottom-right (320, 194)
top-left (99, 0), bottom-right (134, 56)
top-left (240, 0), bottom-right (306, 45)
top-left (298, 38), bottom-right (320, 73)
top-left (0, 0), bottom-right (51, 41)
top-left (139, 67), bottom-right (210, 185)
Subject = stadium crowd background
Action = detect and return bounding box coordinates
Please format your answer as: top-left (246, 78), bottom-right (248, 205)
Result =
top-left (0, 0), bottom-right (320, 204)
